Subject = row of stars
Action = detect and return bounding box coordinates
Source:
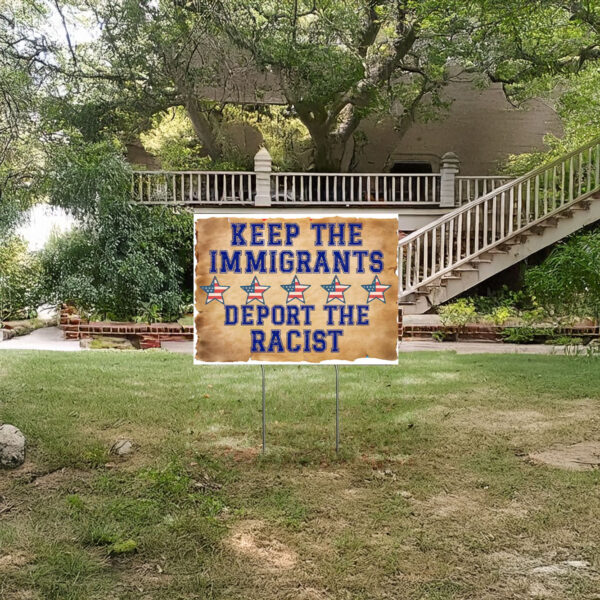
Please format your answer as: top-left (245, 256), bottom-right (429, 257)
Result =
top-left (200, 275), bottom-right (391, 305)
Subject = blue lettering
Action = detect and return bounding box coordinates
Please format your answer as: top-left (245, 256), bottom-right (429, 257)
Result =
top-left (251, 330), bottom-right (265, 352)
top-left (225, 305), bottom-right (238, 325)
top-left (231, 223), bottom-right (247, 246)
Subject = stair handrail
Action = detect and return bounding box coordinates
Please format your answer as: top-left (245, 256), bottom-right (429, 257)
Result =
top-left (398, 136), bottom-right (600, 295)
top-left (399, 136), bottom-right (600, 247)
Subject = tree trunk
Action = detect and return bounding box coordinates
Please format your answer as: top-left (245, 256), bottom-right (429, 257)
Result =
top-left (312, 133), bottom-right (342, 172)
top-left (184, 97), bottom-right (223, 162)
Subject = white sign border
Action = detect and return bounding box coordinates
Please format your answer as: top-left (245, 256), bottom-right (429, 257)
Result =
top-left (193, 212), bottom-right (399, 365)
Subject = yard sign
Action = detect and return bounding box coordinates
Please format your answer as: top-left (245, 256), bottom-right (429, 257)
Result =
top-left (194, 214), bottom-right (398, 364)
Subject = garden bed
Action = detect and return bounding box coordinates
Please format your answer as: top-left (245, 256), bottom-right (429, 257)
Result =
top-left (59, 306), bottom-right (193, 349)
top-left (402, 322), bottom-right (600, 343)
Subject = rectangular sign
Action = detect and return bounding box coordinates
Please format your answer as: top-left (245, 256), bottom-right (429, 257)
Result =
top-left (194, 214), bottom-right (398, 364)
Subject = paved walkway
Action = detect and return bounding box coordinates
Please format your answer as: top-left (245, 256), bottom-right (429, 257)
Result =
top-left (0, 327), bottom-right (570, 355)
top-left (0, 326), bottom-right (81, 352)
top-left (399, 340), bottom-right (565, 354)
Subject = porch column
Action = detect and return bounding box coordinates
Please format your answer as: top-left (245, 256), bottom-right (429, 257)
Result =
top-left (254, 147), bottom-right (272, 207)
top-left (440, 152), bottom-right (460, 208)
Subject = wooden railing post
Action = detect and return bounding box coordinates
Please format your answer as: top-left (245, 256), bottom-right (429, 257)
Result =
top-left (440, 152), bottom-right (460, 208)
top-left (254, 147), bottom-right (272, 207)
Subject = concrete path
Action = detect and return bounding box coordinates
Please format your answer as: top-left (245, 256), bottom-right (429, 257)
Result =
top-left (0, 327), bottom-right (568, 356)
top-left (0, 326), bottom-right (81, 352)
top-left (161, 341), bottom-right (193, 355)
top-left (399, 340), bottom-right (566, 355)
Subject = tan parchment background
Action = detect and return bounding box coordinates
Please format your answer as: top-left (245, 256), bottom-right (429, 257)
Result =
top-left (195, 216), bottom-right (398, 363)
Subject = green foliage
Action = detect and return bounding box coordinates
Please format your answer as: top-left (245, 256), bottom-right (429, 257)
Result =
top-left (471, 285), bottom-right (534, 315)
top-left (108, 539), bottom-right (138, 555)
top-left (431, 330), bottom-right (451, 343)
top-left (38, 143), bottom-right (193, 321)
top-left (488, 306), bottom-right (515, 326)
top-left (438, 298), bottom-right (477, 329)
top-left (0, 235), bottom-right (40, 321)
top-left (546, 335), bottom-right (584, 346)
top-left (500, 326), bottom-right (540, 344)
top-left (45, 139), bottom-right (132, 221)
top-left (226, 105), bottom-right (313, 172)
top-left (526, 231), bottom-right (600, 324)
top-left (140, 107), bottom-right (253, 171)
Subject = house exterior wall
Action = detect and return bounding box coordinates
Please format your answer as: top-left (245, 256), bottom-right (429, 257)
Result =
top-left (356, 80), bottom-right (562, 175)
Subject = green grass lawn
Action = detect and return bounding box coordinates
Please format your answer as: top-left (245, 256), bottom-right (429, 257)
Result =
top-left (1, 350), bottom-right (599, 599)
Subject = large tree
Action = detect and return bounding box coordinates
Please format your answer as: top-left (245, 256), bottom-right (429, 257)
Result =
top-left (205, 0), bottom-right (480, 170)
top-left (0, 0), bottom-right (50, 239)
top-left (42, 0), bottom-right (536, 171)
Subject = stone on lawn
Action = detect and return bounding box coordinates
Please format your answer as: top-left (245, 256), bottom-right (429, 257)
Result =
top-left (0, 424), bottom-right (26, 468)
top-left (110, 439), bottom-right (133, 456)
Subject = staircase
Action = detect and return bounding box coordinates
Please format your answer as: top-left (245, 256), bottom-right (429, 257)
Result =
top-left (399, 137), bottom-right (600, 314)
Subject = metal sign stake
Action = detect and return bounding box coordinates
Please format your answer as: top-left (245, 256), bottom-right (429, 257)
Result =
top-left (261, 365), bottom-right (266, 454)
top-left (335, 365), bottom-right (340, 453)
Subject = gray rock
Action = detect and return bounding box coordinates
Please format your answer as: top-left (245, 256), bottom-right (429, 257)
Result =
top-left (0, 424), bottom-right (26, 468)
top-left (110, 439), bottom-right (133, 456)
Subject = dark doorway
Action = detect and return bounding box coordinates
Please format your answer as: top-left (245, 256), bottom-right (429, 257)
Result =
top-left (391, 161), bottom-right (433, 174)
top-left (390, 161), bottom-right (435, 202)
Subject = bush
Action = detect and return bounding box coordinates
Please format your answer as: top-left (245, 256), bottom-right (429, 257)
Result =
top-left (38, 140), bottom-right (193, 321)
top-left (37, 208), bottom-right (193, 322)
top-left (0, 235), bottom-right (40, 321)
top-left (500, 326), bottom-right (539, 344)
top-left (526, 231), bottom-right (600, 324)
top-left (438, 298), bottom-right (477, 329)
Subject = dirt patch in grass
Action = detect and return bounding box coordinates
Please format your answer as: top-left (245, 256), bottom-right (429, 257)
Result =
top-left (24, 467), bottom-right (92, 490)
top-left (529, 441), bottom-right (600, 470)
top-left (0, 551), bottom-right (32, 571)
top-left (489, 550), bottom-right (598, 599)
top-left (416, 491), bottom-right (529, 520)
top-left (226, 519), bottom-right (298, 571)
top-left (119, 561), bottom-right (173, 593)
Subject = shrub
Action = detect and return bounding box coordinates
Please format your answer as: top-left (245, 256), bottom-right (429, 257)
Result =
top-left (438, 298), bottom-right (477, 329)
top-left (488, 305), bottom-right (515, 326)
top-left (38, 141), bottom-right (193, 321)
top-left (526, 231), bottom-right (600, 324)
top-left (0, 235), bottom-right (40, 321)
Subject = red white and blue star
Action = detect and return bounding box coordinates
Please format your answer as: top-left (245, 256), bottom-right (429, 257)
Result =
top-left (362, 275), bottom-right (391, 303)
top-left (200, 277), bottom-right (230, 304)
top-left (281, 275), bottom-right (311, 303)
top-left (322, 276), bottom-right (351, 304)
top-left (241, 276), bottom-right (270, 304)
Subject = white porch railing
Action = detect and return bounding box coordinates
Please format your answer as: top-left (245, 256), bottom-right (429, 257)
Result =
top-left (270, 173), bottom-right (440, 205)
top-left (456, 176), bottom-right (513, 205)
top-left (131, 149), bottom-right (512, 208)
top-left (132, 171), bottom-right (256, 205)
top-left (399, 137), bottom-right (600, 294)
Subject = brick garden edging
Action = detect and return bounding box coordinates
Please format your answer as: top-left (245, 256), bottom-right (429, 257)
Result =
top-left (402, 322), bottom-right (600, 342)
top-left (59, 305), bottom-right (597, 347)
top-left (59, 306), bottom-right (193, 349)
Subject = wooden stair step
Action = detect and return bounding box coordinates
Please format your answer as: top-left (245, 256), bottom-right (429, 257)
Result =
top-left (505, 234), bottom-right (529, 245)
top-left (454, 266), bottom-right (478, 272)
top-left (441, 275), bottom-right (461, 280)
top-left (572, 201), bottom-right (591, 210)
top-left (556, 210), bottom-right (573, 218)
top-left (470, 258), bottom-right (492, 264)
